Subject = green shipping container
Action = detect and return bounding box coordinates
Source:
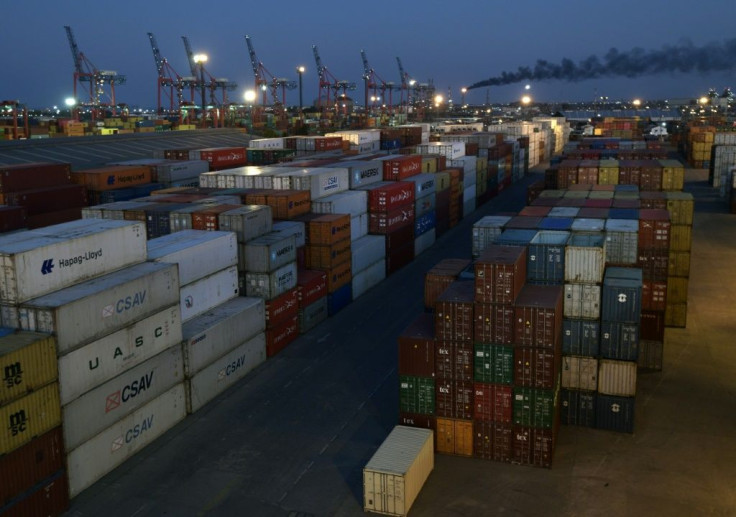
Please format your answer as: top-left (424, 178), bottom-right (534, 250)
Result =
top-left (513, 386), bottom-right (558, 429)
top-left (399, 376), bottom-right (435, 415)
top-left (473, 343), bottom-right (514, 384)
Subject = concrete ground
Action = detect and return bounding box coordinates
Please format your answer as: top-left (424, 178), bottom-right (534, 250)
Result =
top-left (65, 166), bottom-right (736, 517)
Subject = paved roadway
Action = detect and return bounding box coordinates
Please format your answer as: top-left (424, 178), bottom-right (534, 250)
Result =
top-left (65, 171), bottom-right (539, 516)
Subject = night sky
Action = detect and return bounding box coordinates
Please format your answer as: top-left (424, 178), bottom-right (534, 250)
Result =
top-left (4, 0), bottom-right (735, 110)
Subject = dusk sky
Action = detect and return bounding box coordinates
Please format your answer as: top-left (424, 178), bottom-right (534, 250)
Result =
top-left (4, 0), bottom-right (735, 110)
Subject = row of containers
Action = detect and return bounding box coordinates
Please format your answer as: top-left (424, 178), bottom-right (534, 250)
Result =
top-left (677, 122), bottom-right (736, 170)
top-left (544, 158), bottom-right (686, 192)
top-left (0, 129), bottom-right (551, 509)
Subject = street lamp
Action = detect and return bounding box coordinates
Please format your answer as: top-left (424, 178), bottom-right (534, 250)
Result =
top-left (521, 95), bottom-right (532, 106)
top-left (460, 87), bottom-right (467, 107)
top-left (64, 97), bottom-right (77, 121)
top-left (296, 66), bottom-right (305, 110)
top-left (193, 53), bottom-right (208, 128)
top-left (632, 99), bottom-right (642, 108)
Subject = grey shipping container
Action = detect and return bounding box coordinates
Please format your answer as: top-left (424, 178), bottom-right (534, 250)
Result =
top-left (333, 160), bottom-right (383, 189)
top-left (472, 216), bottom-right (511, 258)
top-left (351, 235), bottom-right (386, 274)
top-left (245, 262), bottom-right (298, 300)
top-left (352, 259), bottom-right (386, 300)
top-left (179, 266), bottom-right (240, 322)
top-left (218, 205), bottom-right (273, 243)
top-left (565, 234), bottom-right (606, 284)
top-left (298, 297), bottom-right (328, 333)
top-left (563, 283), bottom-right (601, 320)
top-left (604, 219), bottom-right (639, 265)
top-left (310, 190), bottom-right (368, 218)
top-left (527, 231), bottom-right (570, 284)
top-left (271, 220), bottom-right (306, 248)
top-left (243, 234), bottom-right (297, 273)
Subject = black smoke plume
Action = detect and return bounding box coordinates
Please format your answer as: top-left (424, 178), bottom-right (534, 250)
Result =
top-left (467, 38), bottom-right (736, 90)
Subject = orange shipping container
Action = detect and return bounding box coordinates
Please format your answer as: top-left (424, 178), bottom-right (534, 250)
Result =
top-left (323, 260), bottom-right (352, 293)
top-left (307, 214), bottom-right (351, 245)
top-left (71, 165), bottom-right (151, 191)
top-left (266, 190), bottom-right (311, 219)
top-left (436, 417), bottom-right (473, 457)
top-left (306, 239), bottom-right (352, 270)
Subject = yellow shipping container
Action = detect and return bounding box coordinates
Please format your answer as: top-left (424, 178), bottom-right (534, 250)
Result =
top-left (0, 383), bottom-right (61, 456)
top-left (667, 276), bottom-right (689, 304)
top-left (666, 192), bottom-right (695, 225)
top-left (421, 156), bottom-right (437, 173)
top-left (669, 224), bottom-right (692, 252)
top-left (598, 161), bottom-right (620, 185)
top-left (0, 332), bottom-right (57, 406)
top-left (668, 251), bottom-right (691, 277)
top-left (436, 417), bottom-right (473, 457)
top-left (665, 303), bottom-right (688, 328)
top-left (476, 156), bottom-right (488, 173)
top-left (659, 160), bottom-right (685, 191)
top-left (434, 171), bottom-right (451, 192)
top-left (476, 168), bottom-right (488, 195)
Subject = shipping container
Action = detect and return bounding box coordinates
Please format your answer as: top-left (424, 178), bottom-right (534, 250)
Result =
top-left (598, 359), bottom-right (637, 397)
top-left (303, 213), bottom-right (351, 245)
top-left (0, 163), bottom-right (71, 193)
top-left (604, 219), bottom-right (639, 265)
top-left (398, 412), bottom-right (435, 431)
top-left (601, 267), bottom-right (642, 324)
top-left (71, 165), bottom-right (151, 191)
top-left (474, 245), bottom-right (527, 304)
top-left (514, 347), bottom-right (560, 389)
top-left (265, 314), bottom-right (299, 357)
top-left (0, 219), bottom-right (147, 304)
top-left (513, 386), bottom-right (557, 429)
top-left (564, 234), bottom-right (606, 284)
top-left (473, 420), bottom-right (512, 462)
top-left (147, 230), bottom-right (238, 286)
top-left (473, 303), bottom-right (515, 346)
top-left (561, 356), bottom-right (598, 391)
top-left (297, 269), bottom-right (327, 308)
top-left (527, 231), bottom-right (570, 284)
top-left (186, 333), bottom-right (265, 413)
top-left (243, 234), bottom-right (297, 273)
top-left (423, 258), bottom-right (471, 310)
top-left (245, 262), bottom-right (297, 301)
top-left (337, 160), bottom-right (383, 189)
top-left (0, 332), bottom-right (56, 406)
top-left (276, 167), bottom-right (350, 200)
top-left (471, 215), bottom-right (511, 258)
top-left (563, 283), bottom-right (601, 320)
top-left (298, 296), bottom-right (328, 333)
top-left (473, 382), bottom-right (512, 422)
top-left (383, 155), bottom-right (423, 181)
top-left (58, 305), bottom-right (181, 405)
top-left (562, 318), bottom-right (600, 356)
top-left (512, 426), bottom-right (556, 468)
top-left (399, 375), bottom-right (435, 415)
top-left (0, 383), bottom-right (60, 456)
top-left (435, 379), bottom-right (474, 419)
top-left (358, 181), bottom-right (415, 213)
top-left (190, 147), bottom-right (247, 169)
top-left (669, 224), bottom-right (692, 252)
top-left (473, 343), bottom-right (514, 385)
top-left (560, 389), bottom-right (596, 427)
top-left (0, 469), bottom-right (69, 517)
top-left (513, 285), bottom-right (563, 349)
top-left (363, 426), bottom-right (434, 517)
top-left (271, 220), bottom-right (306, 248)
top-left (600, 321), bottom-right (640, 361)
top-left (640, 309), bottom-right (665, 342)
top-left (638, 209), bottom-right (671, 250)
top-left (20, 262), bottom-right (179, 355)
top-left (351, 235), bottom-right (386, 275)
top-left (66, 383), bottom-right (187, 498)
top-left (327, 282), bottom-right (352, 315)
top-left (310, 190), bottom-right (367, 218)
top-left (265, 288), bottom-right (298, 329)
top-left (436, 417), bottom-right (473, 456)
top-left (435, 281), bottom-right (474, 343)
top-left (352, 259), bottom-right (386, 300)
top-left (665, 192), bottom-right (694, 225)
top-left (596, 394), bottom-right (635, 433)
top-left (217, 205), bottom-right (273, 243)
top-left (178, 266), bottom-right (239, 322)
top-left (637, 249), bottom-right (669, 282)
top-left (638, 340), bottom-right (663, 371)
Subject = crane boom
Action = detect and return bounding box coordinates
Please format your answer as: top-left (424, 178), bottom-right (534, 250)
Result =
top-left (64, 25), bottom-right (86, 74)
top-left (181, 36), bottom-right (197, 76)
top-left (244, 35), bottom-right (262, 82)
top-left (312, 45), bottom-right (326, 80)
top-left (360, 50), bottom-right (372, 79)
top-left (147, 32), bottom-right (165, 78)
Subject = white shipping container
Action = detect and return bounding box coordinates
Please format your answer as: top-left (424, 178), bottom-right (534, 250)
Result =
top-left (414, 229), bottom-right (436, 257)
top-left (571, 218), bottom-right (605, 233)
top-left (352, 259), bottom-right (386, 300)
top-left (563, 283), bottom-right (601, 320)
top-left (82, 201), bottom-right (152, 221)
top-left (349, 141), bottom-right (381, 154)
top-left (218, 205), bottom-right (273, 243)
top-left (58, 305), bottom-right (182, 405)
top-left (416, 141), bottom-right (465, 160)
top-left (62, 345), bottom-right (183, 451)
top-left (598, 359), bottom-right (637, 397)
top-left (337, 161), bottom-right (383, 189)
top-left (278, 167), bottom-right (350, 200)
top-left (147, 230), bottom-right (238, 286)
top-left (326, 130), bottom-right (380, 145)
top-left (248, 137), bottom-right (285, 149)
top-left (351, 235), bottom-right (386, 274)
top-left (185, 332), bottom-right (266, 413)
top-left (311, 190), bottom-right (368, 217)
top-left (245, 261), bottom-right (298, 301)
top-left (561, 355), bottom-right (598, 391)
top-left (179, 266), bottom-right (239, 322)
top-left (363, 426), bottom-right (434, 517)
top-left (66, 383), bottom-right (187, 498)
top-left (20, 262), bottom-right (180, 355)
top-left (182, 296), bottom-right (265, 376)
top-left (243, 234), bottom-right (297, 273)
top-left (0, 219), bottom-right (147, 304)
top-left (472, 215), bottom-right (512, 258)
top-left (565, 234), bottom-right (606, 284)
top-left (155, 160), bottom-right (210, 183)
top-left (271, 221), bottom-right (306, 248)
top-left (351, 213), bottom-right (369, 242)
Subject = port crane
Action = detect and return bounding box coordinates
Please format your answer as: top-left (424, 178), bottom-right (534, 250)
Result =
top-left (360, 50), bottom-right (397, 116)
top-left (312, 45), bottom-right (356, 123)
top-left (396, 56), bottom-right (434, 121)
top-left (147, 32), bottom-right (195, 122)
top-left (244, 35), bottom-right (296, 128)
top-left (64, 26), bottom-right (126, 121)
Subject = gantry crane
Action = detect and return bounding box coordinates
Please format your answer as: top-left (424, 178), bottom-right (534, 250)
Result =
top-left (244, 35), bottom-right (296, 127)
top-left (0, 100), bottom-right (29, 140)
top-left (396, 56), bottom-right (434, 121)
top-left (147, 32), bottom-right (195, 121)
top-left (64, 26), bottom-right (126, 121)
top-left (312, 45), bottom-right (356, 123)
top-left (360, 50), bottom-right (398, 116)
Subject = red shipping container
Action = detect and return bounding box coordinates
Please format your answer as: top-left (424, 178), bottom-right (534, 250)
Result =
top-left (583, 198), bottom-right (612, 208)
top-left (513, 346), bottom-right (560, 389)
top-left (398, 313), bottom-right (436, 377)
top-left (297, 269), bottom-right (327, 308)
top-left (163, 148), bottom-right (194, 160)
top-left (385, 242), bottom-right (414, 276)
top-left (314, 136), bottom-right (343, 151)
top-left (434, 341), bottom-right (473, 381)
top-left (265, 288), bottom-right (299, 329)
top-left (435, 281), bottom-right (475, 343)
top-left (194, 147), bottom-right (248, 169)
top-left (513, 285), bottom-right (563, 349)
top-left (382, 155), bottom-right (423, 181)
top-left (435, 379), bottom-right (474, 420)
top-left (2, 469), bottom-right (69, 517)
top-left (364, 181), bottom-right (415, 212)
top-left (639, 161), bottom-right (663, 191)
top-left (557, 160), bottom-right (579, 189)
top-left (399, 412), bottom-right (436, 431)
top-left (0, 162), bottom-right (71, 194)
top-left (368, 205), bottom-right (414, 234)
top-left (0, 205), bottom-right (27, 232)
top-left (637, 248), bottom-right (669, 282)
top-left (385, 223), bottom-right (414, 253)
top-left (519, 206), bottom-right (551, 217)
top-left (2, 184), bottom-right (87, 215)
top-left (639, 191), bottom-right (667, 210)
top-left (424, 258), bottom-right (472, 310)
top-left (0, 427), bottom-right (64, 507)
top-left (642, 280), bottom-right (667, 311)
top-left (473, 420), bottom-right (512, 462)
top-left (504, 215), bottom-right (542, 230)
top-left (191, 204), bottom-right (241, 231)
top-left (474, 303), bottom-right (515, 345)
top-left (474, 245), bottom-right (527, 305)
top-left (473, 383), bottom-right (512, 423)
top-left (612, 198), bottom-right (641, 209)
top-left (641, 309), bottom-right (666, 341)
top-left (512, 426), bottom-right (557, 468)
top-left (266, 314), bottom-right (299, 357)
top-left (531, 197), bottom-right (559, 208)
top-left (638, 209), bottom-right (671, 250)
top-left (26, 207), bottom-right (82, 229)
top-left (619, 160), bottom-right (642, 186)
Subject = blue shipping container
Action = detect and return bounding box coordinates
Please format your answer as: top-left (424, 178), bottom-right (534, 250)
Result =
top-left (327, 282), bottom-right (352, 316)
top-left (562, 318), bottom-right (600, 356)
top-left (527, 230), bottom-right (570, 284)
top-left (609, 208), bottom-right (640, 220)
top-left (495, 229), bottom-right (538, 247)
top-left (601, 267), bottom-right (642, 323)
top-left (414, 211), bottom-right (436, 237)
top-left (560, 389), bottom-right (596, 427)
top-left (596, 394), bottom-right (635, 433)
top-left (600, 321), bottom-right (640, 361)
top-left (538, 217), bottom-right (574, 231)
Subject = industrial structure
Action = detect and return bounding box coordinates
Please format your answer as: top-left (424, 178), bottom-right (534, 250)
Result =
top-left (312, 45), bottom-right (357, 125)
top-left (244, 35), bottom-right (296, 129)
top-left (360, 49), bottom-right (398, 118)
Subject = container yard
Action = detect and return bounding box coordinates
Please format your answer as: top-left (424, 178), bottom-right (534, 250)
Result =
top-left (0, 107), bottom-right (735, 517)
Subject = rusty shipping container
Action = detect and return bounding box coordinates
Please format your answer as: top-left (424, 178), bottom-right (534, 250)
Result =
top-left (435, 281), bottom-right (475, 343)
top-left (434, 341), bottom-right (473, 382)
top-left (473, 382), bottom-right (512, 422)
top-left (514, 346), bottom-right (560, 389)
top-left (473, 420), bottom-right (512, 462)
top-left (638, 209), bottom-right (671, 250)
top-left (0, 163), bottom-right (71, 193)
top-left (474, 244), bottom-right (527, 305)
top-left (0, 469), bottom-right (69, 517)
top-left (423, 258), bottom-right (471, 310)
top-left (513, 285), bottom-right (564, 349)
top-left (398, 313), bottom-right (436, 378)
top-left (435, 379), bottom-right (474, 420)
top-left (473, 303), bottom-right (515, 346)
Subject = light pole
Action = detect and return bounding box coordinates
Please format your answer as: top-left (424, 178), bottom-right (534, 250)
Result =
top-left (193, 53), bottom-right (208, 128)
top-left (296, 66), bottom-right (305, 110)
top-left (460, 87), bottom-right (467, 108)
top-left (64, 97), bottom-right (77, 121)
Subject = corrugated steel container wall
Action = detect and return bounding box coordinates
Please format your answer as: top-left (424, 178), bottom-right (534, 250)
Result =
top-left (669, 224), bottom-right (692, 252)
top-left (352, 260), bottom-right (386, 300)
top-left (423, 258), bottom-right (470, 310)
top-left (58, 305), bottom-right (181, 405)
top-left (306, 214), bottom-right (351, 245)
top-left (0, 383), bottom-right (61, 456)
top-left (604, 219), bottom-right (639, 265)
top-left (297, 269), bottom-right (327, 308)
top-left (1, 469), bottom-right (69, 517)
top-left (564, 234), bottom-right (606, 284)
top-left (665, 192), bottom-right (694, 225)
top-left (513, 285), bottom-right (563, 349)
top-left (640, 309), bottom-right (665, 342)
top-left (66, 383), bottom-right (187, 498)
top-left (310, 190), bottom-right (368, 218)
top-left (264, 288), bottom-right (298, 329)
top-left (186, 333), bottom-right (266, 414)
top-left (217, 205), bottom-right (273, 244)
top-left (473, 343), bottom-right (514, 385)
top-left (668, 250), bottom-right (691, 277)
top-left (600, 321), bottom-right (640, 361)
top-left (560, 389), bottom-right (596, 427)
top-left (563, 283), bottom-right (601, 320)
top-left (638, 209), bottom-right (671, 250)
top-left (0, 426), bottom-right (64, 507)
top-left (244, 262), bottom-right (297, 301)
top-left (562, 318), bottom-right (600, 356)
top-left (0, 219), bottom-right (147, 304)
top-left (243, 234), bottom-right (297, 273)
top-left (435, 417), bottom-right (473, 457)
top-left (512, 386), bottom-right (557, 429)
top-left (471, 216), bottom-right (512, 258)
top-left (601, 268), bottom-right (642, 324)
top-left (473, 303), bottom-right (515, 346)
top-left (363, 426), bottom-right (434, 517)
top-left (0, 332), bottom-right (57, 406)
top-left (397, 313), bottom-right (436, 378)
top-left (272, 220), bottom-right (306, 248)
top-left (474, 420), bottom-right (512, 463)
top-left (514, 347), bottom-right (559, 389)
top-left (526, 231), bottom-right (569, 284)
top-left (147, 230), bottom-right (237, 286)
top-left (359, 181), bottom-right (415, 213)
top-left (597, 359), bottom-right (637, 397)
top-left (19, 262), bottom-right (180, 355)
top-left (561, 356), bottom-right (598, 391)
top-left (596, 394), bottom-right (635, 433)
top-left (638, 340), bottom-right (663, 371)
top-left (265, 314), bottom-right (299, 357)
top-left (305, 239), bottom-right (351, 270)
top-left (351, 235), bottom-right (386, 274)
top-left (298, 297), bottom-right (328, 333)
top-left (474, 245), bottom-right (527, 305)
top-left (285, 167), bottom-right (350, 200)
top-left (399, 375), bottom-right (435, 415)
top-left (181, 296), bottom-right (263, 376)
top-left (0, 163), bottom-right (71, 193)
top-left (179, 266), bottom-right (239, 322)
top-left (414, 228), bottom-right (436, 257)
top-left (61, 345), bottom-right (183, 451)
top-left (434, 281), bottom-right (475, 343)
top-left (340, 161), bottom-right (383, 189)
top-left (473, 383), bottom-right (512, 422)
top-left (435, 380), bottom-right (473, 419)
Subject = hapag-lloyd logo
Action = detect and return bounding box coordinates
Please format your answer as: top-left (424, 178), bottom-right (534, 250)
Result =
top-left (388, 190), bottom-right (411, 204)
